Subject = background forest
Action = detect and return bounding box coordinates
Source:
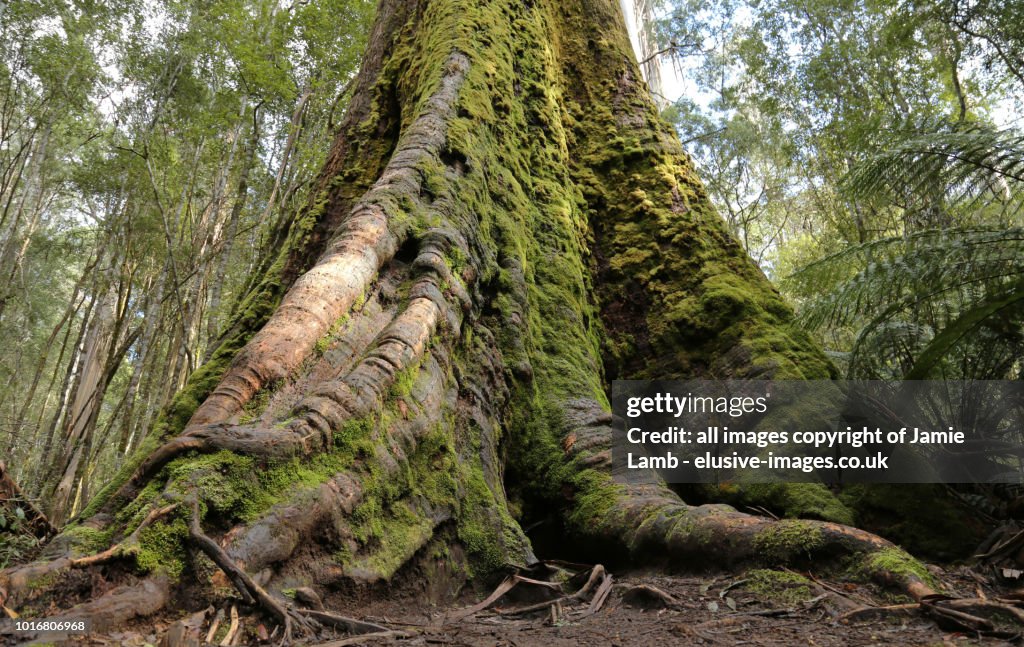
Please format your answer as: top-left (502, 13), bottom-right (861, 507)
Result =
top-left (0, 0), bottom-right (1022, 563)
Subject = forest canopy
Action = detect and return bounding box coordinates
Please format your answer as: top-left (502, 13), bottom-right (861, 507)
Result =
top-left (653, 0), bottom-right (1024, 380)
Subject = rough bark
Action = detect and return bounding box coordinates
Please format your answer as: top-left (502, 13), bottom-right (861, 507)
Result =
top-left (0, 0), bottom-right (945, 638)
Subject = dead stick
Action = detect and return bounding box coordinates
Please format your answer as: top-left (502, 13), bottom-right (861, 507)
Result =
top-left (307, 631), bottom-right (410, 647)
top-left (220, 605), bottom-right (239, 647)
top-left (297, 609), bottom-right (390, 634)
top-left (206, 607), bottom-right (225, 644)
top-left (72, 504), bottom-right (179, 568)
top-left (502, 565), bottom-right (610, 616)
top-left (188, 501), bottom-right (309, 642)
top-left (446, 575), bottom-right (518, 622)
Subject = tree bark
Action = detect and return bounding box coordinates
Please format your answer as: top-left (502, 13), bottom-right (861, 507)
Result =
top-left (0, 0), bottom-right (937, 635)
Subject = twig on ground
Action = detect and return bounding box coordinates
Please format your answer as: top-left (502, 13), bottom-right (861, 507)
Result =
top-left (205, 607), bottom-right (224, 644)
top-left (307, 631), bottom-right (410, 647)
top-left (297, 609), bottom-right (392, 634)
top-left (446, 564), bottom-right (613, 623)
top-left (219, 605), bottom-right (239, 646)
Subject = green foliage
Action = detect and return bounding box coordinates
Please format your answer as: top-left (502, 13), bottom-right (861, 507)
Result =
top-left (657, 0), bottom-right (1023, 381)
top-left (0, 505), bottom-right (39, 569)
top-left (843, 122), bottom-right (1024, 225)
top-left (0, 0), bottom-right (373, 515)
top-left (753, 520), bottom-right (824, 561)
top-left (657, 0), bottom-right (1022, 276)
top-left (786, 124), bottom-right (1024, 379)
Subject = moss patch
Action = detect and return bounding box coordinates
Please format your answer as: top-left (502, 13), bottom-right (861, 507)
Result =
top-left (754, 520), bottom-right (824, 562)
top-left (715, 483), bottom-right (855, 526)
top-left (855, 546), bottom-right (939, 591)
top-left (744, 569), bottom-right (815, 606)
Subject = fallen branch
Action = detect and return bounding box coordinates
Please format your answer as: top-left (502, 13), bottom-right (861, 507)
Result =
top-left (187, 501), bottom-right (315, 645)
top-left (620, 583), bottom-right (680, 609)
top-left (840, 595), bottom-right (1024, 638)
top-left (206, 607), bottom-right (225, 644)
top-left (447, 564), bottom-right (614, 624)
top-left (297, 609), bottom-right (391, 634)
top-left (72, 504), bottom-right (180, 568)
top-left (219, 605), bottom-right (239, 646)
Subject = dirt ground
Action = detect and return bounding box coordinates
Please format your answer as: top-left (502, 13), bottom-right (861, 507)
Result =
top-left (4, 564), bottom-right (1015, 646)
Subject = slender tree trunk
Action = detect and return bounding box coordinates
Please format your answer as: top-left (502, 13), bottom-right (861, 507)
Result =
top-left (44, 288), bottom-right (116, 527)
top-left (0, 0), bottom-right (938, 636)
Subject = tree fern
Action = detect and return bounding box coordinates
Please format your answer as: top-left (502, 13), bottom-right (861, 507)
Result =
top-left (785, 122), bottom-right (1024, 379)
top-left (843, 122), bottom-right (1024, 225)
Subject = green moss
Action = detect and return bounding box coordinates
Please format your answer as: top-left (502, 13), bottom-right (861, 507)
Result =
top-left (61, 525), bottom-right (114, 556)
top-left (716, 483), bottom-right (855, 526)
top-left (753, 520), bottom-right (824, 562)
top-left (351, 501), bottom-right (437, 578)
top-left (342, 414), bottom-right (529, 580)
top-left (389, 356), bottom-right (423, 399)
top-left (135, 515), bottom-right (189, 577)
top-left (113, 478), bottom-right (165, 533)
top-left (333, 416), bottom-right (375, 450)
top-left (744, 569), bottom-right (815, 606)
top-left (314, 313), bottom-right (351, 356)
top-left (566, 470), bottom-right (623, 531)
top-left (238, 379), bottom-right (279, 424)
top-left (856, 547), bottom-right (939, 590)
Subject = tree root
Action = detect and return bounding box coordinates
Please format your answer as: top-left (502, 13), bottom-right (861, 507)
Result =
top-left (184, 499), bottom-right (407, 646)
top-left (297, 609), bottom-right (391, 634)
top-left (557, 399), bottom-right (938, 600)
top-left (187, 51), bottom-right (470, 430)
top-left (445, 563), bottom-right (613, 624)
top-left (0, 575), bottom-right (171, 640)
top-left (71, 503), bottom-right (179, 568)
top-left (107, 219), bottom-right (468, 514)
top-left (307, 631), bottom-right (411, 647)
top-left (187, 501), bottom-right (316, 645)
top-left (839, 595), bottom-right (1024, 639)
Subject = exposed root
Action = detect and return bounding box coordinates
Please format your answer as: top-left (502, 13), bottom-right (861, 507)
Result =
top-left (188, 51), bottom-right (470, 429)
top-left (559, 399), bottom-right (938, 601)
top-left (0, 575), bottom-right (170, 641)
top-left (308, 631), bottom-right (411, 647)
top-left (619, 583), bottom-right (680, 609)
top-left (297, 609), bottom-right (391, 634)
top-left (71, 503), bottom-right (180, 568)
top-left (185, 500), bottom-right (407, 645)
top-left (445, 563), bottom-right (613, 623)
top-left (839, 595), bottom-right (1024, 639)
top-left (187, 501), bottom-right (315, 644)
top-left (110, 217), bottom-right (469, 516)
top-left (220, 604), bottom-right (240, 646)
top-left (206, 606), bottom-right (226, 644)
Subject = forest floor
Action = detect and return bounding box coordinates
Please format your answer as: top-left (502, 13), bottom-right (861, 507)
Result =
top-left (6, 564), bottom-right (1016, 646)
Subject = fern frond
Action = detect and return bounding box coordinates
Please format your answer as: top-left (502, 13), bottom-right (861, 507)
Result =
top-left (843, 123), bottom-right (1024, 222)
top-left (786, 227), bottom-right (1024, 330)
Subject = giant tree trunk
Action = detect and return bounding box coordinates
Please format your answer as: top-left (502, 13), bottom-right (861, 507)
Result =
top-left (0, 0), bottom-right (937, 637)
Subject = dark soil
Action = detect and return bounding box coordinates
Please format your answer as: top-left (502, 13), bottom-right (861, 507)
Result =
top-left (5, 565), bottom-right (1012, 646)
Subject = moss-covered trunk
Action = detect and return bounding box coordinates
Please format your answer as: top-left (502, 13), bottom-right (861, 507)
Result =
top-left (0, 0), bottom-right (937, 636)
